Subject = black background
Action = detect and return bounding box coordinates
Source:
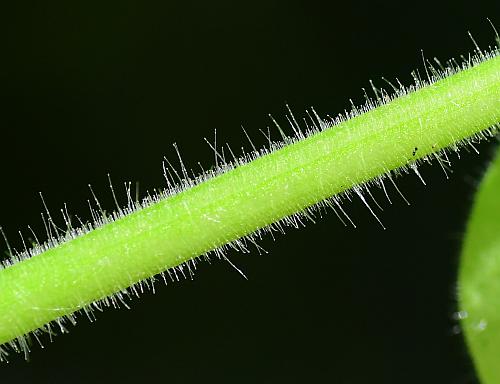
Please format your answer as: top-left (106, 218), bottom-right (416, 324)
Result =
top-left (1, 1), bottom-right (499, 383)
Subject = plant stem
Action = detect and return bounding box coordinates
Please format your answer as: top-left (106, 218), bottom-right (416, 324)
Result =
top-left (0, 53), bottom-right (499, 350)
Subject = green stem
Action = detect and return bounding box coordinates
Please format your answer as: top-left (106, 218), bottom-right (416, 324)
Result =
top-left (1, 54), bottom-right (499, 350)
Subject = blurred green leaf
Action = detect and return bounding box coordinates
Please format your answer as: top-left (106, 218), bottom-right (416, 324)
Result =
top-left (460, 147), bottom-right (500, 383)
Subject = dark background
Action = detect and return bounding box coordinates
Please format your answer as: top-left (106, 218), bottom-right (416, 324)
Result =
top-left (0, 1), bottom-right (499, 383)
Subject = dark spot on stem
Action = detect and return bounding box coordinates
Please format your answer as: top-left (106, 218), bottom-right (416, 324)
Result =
top-left (412, 147), bottom-right (418, 156)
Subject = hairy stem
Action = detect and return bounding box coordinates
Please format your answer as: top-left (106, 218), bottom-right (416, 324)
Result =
top-left (0, 53), bottom-right (499, 350)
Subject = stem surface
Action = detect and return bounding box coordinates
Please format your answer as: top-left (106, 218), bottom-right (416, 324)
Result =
top-left (1, 55), bottom-right (499, 346)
